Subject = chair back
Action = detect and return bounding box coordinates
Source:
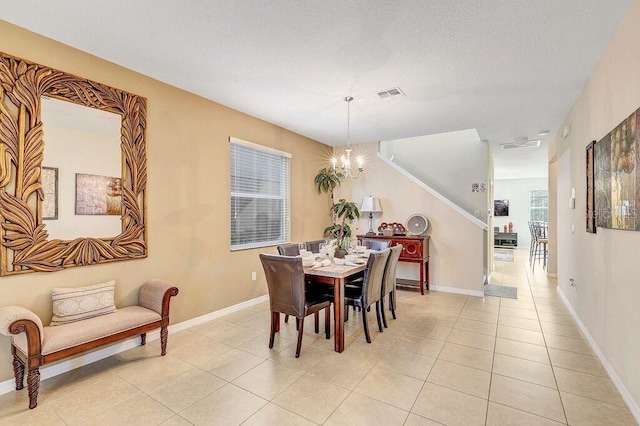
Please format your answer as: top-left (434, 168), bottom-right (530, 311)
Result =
top-left (361, 248), bottom-right (390, 306)
top-left (259, 254), bottom-right (305, 318)
top-left (362, 239), bottom-right (391, 250)
top-left (532, 222), bottom-right (547, 241)
top-left (382, 245), bottom-right (402, 297)
top-left (304, 240), bottom-right (325, 254)
top-left (277, 243), bottom-right (299, 256)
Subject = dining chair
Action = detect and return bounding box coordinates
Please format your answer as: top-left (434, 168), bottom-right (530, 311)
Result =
top-left (361, 239), bottom-right (391, 250)
top-left (259, 254), bottom-right (331, 357)
top-left (277, 243), bottom-right (299, 256)
top-left (380, 244), bottom-right (402, 328)
top-left (343, 248), bottom-right (390, 343)
top-left (276, 244), bottom-right (298, 324)
top-left (304, 239), bottom-right (325, 254)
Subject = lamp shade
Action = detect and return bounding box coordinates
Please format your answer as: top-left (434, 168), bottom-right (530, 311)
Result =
top-left (360, 196), bottom-right (382, 213)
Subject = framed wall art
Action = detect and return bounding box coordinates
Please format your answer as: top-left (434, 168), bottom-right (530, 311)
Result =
top-left (594, 107), bottom-right (639, 231)
top-left (75, 173), bottom-right (123, 216)
top-left (494, 199), bottom-right (509, 216)
top-left (586, 141), bottom-right (596, 233)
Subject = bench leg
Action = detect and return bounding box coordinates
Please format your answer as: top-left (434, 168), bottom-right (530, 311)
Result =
top-left (141, 333), bottom-right (147, 346)
top-left (27, 367), bottom-right (40, 409)
top-left (12, 355), bottom-right (24, 390)
top-left (160, 326), bottom-right (168, 356)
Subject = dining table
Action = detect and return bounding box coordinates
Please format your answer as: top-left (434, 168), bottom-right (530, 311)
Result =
top-left (304, 262), bottom-right (366, 353)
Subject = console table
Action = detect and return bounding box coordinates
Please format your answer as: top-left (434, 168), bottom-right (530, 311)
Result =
top-left (494, 232), bottom-right (517, 248)
top-left (358, 235), bottom-right (430, 294)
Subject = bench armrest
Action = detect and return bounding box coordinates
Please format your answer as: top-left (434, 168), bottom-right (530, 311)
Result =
top-left (0, 306), bottom-right (44, 356)
top-left (139, 279), bottom-right (179, 317)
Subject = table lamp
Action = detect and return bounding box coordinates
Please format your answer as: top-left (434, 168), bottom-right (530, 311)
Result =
top-left (360, 196), bottom-right (383, 236)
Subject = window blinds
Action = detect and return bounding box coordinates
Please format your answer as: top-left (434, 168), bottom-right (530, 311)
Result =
top-left (230, 138), bottom-right (291, 249)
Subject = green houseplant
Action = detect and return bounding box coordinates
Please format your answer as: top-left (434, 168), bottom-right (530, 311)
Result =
top-left (324, 199), bottom-right (360, 258)
top-left (315, 167), bottom-right (343, 223)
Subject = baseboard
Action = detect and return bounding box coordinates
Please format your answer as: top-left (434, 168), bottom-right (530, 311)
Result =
top-left (0, 294), bottom-right (269, 397)
top-left (168, 294), bottom-right (268, 333)
top-left (557, 287), bottom-right (640, 423)
top-left (429, 285), bottom-right (484, 298)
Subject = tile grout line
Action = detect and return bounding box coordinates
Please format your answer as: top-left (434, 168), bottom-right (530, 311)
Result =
top-left (523, 251), bottom-right (569, 425)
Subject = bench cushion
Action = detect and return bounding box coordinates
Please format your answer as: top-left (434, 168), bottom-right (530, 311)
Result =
top-left (13, 306), bottom-right (161, 356)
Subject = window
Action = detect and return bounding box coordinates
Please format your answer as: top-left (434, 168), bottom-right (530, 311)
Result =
top-left (230, 137), bottom-right (290, 250)
top-left (529, 189), bottom-right (548, 222)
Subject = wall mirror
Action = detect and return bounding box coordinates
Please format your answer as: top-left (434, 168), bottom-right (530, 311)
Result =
top-left (0, 52), bottom-right (147, 276)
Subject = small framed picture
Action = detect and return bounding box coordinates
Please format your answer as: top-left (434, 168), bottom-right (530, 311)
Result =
top-left (494, 199), bottom-right (509, 217)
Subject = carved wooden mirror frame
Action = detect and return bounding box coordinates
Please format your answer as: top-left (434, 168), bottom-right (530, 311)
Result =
top-left (0, 52), bottom-right (147, 276)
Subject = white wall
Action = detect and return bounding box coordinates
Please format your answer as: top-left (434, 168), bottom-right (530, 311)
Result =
top-left (493, 177), bottom-right (548, 249)
top-left (553, 0), bottom-right (640, 417)
top-left (337, 142), bottom-right (486, 296)
top-left (380, 129), bottom-right (489, 222)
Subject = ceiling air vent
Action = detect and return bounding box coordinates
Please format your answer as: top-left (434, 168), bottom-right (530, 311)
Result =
top-left (377, 87), bottom-right (405, 99)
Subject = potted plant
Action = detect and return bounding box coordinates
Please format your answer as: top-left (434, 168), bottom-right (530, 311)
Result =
top-left (324, 198), bottom-right (360, 258)
top-left (315, 167), bottom-right (343, 223)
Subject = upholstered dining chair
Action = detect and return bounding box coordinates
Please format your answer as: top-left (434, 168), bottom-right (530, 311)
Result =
top-left (277, 243), bottom-right (299, 257)
top-left (343, 248), bottom-right (390, 343)
top-left (277, 244), bottom-right (300, 324)
top-left (304, 239), bottom-right (325, 254)
top-left (361, 239), bottom-right (391, 250)
top-left (259, 254), bottom-right (331, 357)
top-left (380, 244), bottom-right (402, 328)
top-left (277, 244), bottom-right (329, 325)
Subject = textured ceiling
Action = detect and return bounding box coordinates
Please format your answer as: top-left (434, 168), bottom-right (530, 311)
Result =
top-left (0, 1), bottom-right (633, 178)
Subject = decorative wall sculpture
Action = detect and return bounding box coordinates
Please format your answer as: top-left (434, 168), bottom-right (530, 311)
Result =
top-left (0, 52), bottom-right (147, 276)
top-left (594, 108), bottom-right (639, 231)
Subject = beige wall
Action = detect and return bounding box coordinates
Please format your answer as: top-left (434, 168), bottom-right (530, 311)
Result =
top-left (0, 21), bottom-right (330, 381)
top-left (552, 0), bottom-right (640, 412)
top-left (337, 143), bottom-right (485, 294)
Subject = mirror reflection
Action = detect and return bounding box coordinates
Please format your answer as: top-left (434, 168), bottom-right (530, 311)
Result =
top-left (41, 97), bottom-right (122, 240)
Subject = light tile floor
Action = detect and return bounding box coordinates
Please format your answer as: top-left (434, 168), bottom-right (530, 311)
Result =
top-left (0, 250), bottom-right (637, 425)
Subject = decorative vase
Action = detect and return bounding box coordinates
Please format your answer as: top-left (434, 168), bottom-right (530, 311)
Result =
top-left (334, 248), bottom-right (347, 259)
top-left (508, 222), bottom-right (513, 233)
top-left (503, 225), bottom-right (507, 232)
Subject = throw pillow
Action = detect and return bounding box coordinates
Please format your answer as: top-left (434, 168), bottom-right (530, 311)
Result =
top-left (50, 280), bottom-right (116, 326)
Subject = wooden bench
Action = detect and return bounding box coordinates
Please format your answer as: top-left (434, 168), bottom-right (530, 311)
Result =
top-left (0, 279), bottom-right (179, 409)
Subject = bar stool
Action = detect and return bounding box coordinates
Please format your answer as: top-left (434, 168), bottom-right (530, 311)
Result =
top-left (531, 222), bottom-right (548, 270)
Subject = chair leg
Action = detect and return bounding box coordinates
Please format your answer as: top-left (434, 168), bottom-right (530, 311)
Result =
top-left (269, 312), bottom-right (277, 348)
top-left (141, 333), bottom-right (146, 345)
top-left (345, 303), bottom-right (349, 322)
top-left (380, 297), bottom-right (388, 328)
top-left (284, 314), bottom-right (289, 323)
top-left (375, 301), bottom-right (383, 332)
top-left (325, 306), bottom-right (331, 339)
top-left (27, 367), bottom-right (40, 409)
top-left (314, 312), bottom-right (320, 333)
top-left (390, 292), bottom-right (397, 320)
top-left (362, 307), bottom-right (371, 343)
top-left (12, 354), bottom-right (24, 390)
top-left (295, 318), bottom-right (305, 358)
top-left (160, 326), bottom-right (168, 356)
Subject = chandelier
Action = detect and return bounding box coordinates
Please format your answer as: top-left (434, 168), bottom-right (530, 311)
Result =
top-left (331, 96), bottom-right (364, 179)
